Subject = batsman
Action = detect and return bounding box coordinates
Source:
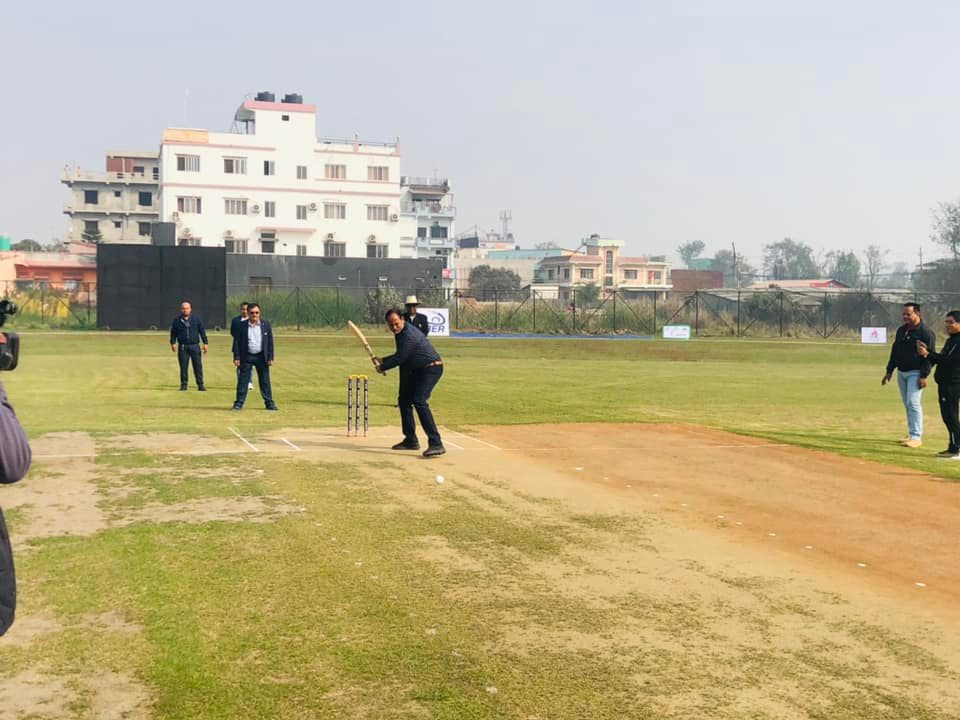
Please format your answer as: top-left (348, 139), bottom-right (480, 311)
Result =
top-left (371, 308), bottom-right (446, 458)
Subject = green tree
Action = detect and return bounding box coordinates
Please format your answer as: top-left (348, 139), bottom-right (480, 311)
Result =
top-left (712, 250), bottom-right (755, 288)
top-left (824, 250), bottom-right (861, 287)
top-left (763, 238), bottom-right (819, 280)
top-left (12, 239), bottom-right (43, 251)
top-left (468, 265), bottom-right (521, 299)
top-left (677, 240), bottom-right (706, 268)
top-left (931, 200), bottom-right (960, 263)
top-left (576, 282), bottom-right (600, 307)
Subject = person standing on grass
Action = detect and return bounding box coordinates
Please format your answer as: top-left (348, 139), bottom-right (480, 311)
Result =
top-left (230, 301), bottom-right (254, 391)
top-left (917, 311), bottom-right (960, 458)
top-left (882, 302), bottom-right (935, 448)
top-left (169, 301), bottom-right (208, 391)
top-left (231, 302), bottom-right (278, 411)
top-left (372, 308), bottom-right (446, 458)
top-left (403, 295), bottom-right (430, 336)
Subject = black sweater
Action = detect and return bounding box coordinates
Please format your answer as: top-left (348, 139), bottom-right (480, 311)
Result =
top-left (928, 334), bottom-right (960, 385)
top-left (886, 322), bottom-right (935, 378)
top-left (379, 323), bottom-right (441, 372)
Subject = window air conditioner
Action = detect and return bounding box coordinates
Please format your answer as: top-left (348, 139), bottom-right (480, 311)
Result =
top-left (389, 213), bottom-right (399, 222)
top-left (172, 211), bottom-right (180, 221)
top-left (250, 204), bottom-right (261, 214)
top-left (326, 232), bottom-right (335, 240)
top-left (308, 202), bottom-right (318, 212)
top-left (224, 230), bottom-right (234, 238)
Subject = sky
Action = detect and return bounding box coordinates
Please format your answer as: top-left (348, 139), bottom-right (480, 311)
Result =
top-left (3, 0), bottom-right (960, 271)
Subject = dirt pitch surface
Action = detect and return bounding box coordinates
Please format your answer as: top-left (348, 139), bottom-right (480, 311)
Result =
top-left (7, 422), bottom-right (960, 717)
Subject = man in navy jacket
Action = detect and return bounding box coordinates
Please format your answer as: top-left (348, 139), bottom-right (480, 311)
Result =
top-left (231, 302), bottom-right (278, 411)
top-left (0, 378), bottom-right (32, 636)
top-left (169, 301), bottom-right (208, 391)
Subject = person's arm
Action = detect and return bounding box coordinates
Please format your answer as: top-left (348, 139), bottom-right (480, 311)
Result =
top-left (920, 328), bottom-right (936, 378)
top-left (266, 322), bottom-right (275, 364)
top-left (170, 320), bottom-right (178, 351)
top-left (421, 315), bottom-right (430, 337)
top-left (198, 318), bottom-right (208, 347)
top-left (883, 328), bottom-right (898, 384)
top-left (379, 332), bottom-right (417, 372)
top-left (0, 384), bottom-right (30, 485)
top-left (232, 327), bottom-right (241, 361)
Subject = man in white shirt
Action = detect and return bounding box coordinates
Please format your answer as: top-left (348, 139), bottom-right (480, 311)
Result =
top-left (231, 303), bottom-right (278, 411)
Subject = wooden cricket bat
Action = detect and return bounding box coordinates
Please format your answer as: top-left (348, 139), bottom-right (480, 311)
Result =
top-left (347, 321), bottom-right (381, 371)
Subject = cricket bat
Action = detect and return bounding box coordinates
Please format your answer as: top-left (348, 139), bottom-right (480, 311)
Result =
top-left (347, 321), bottom-right (384, 373)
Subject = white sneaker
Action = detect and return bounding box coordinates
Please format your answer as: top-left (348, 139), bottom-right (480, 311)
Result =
top-left (248, 382), bottom-right (254, 390)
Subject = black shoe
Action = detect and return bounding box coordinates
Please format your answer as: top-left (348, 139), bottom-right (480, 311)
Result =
top-left (392, 440), bottom-right (420, 450)
top-left (231, 404), bottom-right (242, 411)
top-left (265, 405), bottom-right (279, 411)
top-left (423, 445), bottom-right (446, 458)
top-left (180, 385), bottom-right (188, 391)
top-left (198, 385), bottom-right (207, 391)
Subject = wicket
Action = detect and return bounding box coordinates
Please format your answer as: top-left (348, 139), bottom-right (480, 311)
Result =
top-left (347, 374), bottom-right (369, 436)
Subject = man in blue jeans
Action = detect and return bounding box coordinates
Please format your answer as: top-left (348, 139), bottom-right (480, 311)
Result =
top-left (373, 308), bottom-right (445, 458)
top-left (883, 302), bottom-right (935, 448)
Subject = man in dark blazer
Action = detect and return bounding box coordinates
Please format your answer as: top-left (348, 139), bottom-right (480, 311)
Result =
top-left (230, 301), bottom-right (253, 391)
top-left (231, 302), bottom-right (278, 411)
top-left (169, 301), bottom-right (208, 391)
top-left (403, 295), bottom-right (430, 336)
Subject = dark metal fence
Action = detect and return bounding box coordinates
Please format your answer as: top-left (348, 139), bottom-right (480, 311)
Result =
top-left (5, 279), bottom-right (956, 338)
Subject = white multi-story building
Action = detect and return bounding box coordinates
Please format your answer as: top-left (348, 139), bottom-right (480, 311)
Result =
top-left (400, 176), bottom-right (456, 260)
top-left (61, 151), bottom-right (160, 243)
top-left (158, 93), bottom-right (417, 258)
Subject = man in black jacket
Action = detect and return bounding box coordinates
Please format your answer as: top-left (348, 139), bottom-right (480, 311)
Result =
top-left (918, 310), bottom-right (960, 458)
top-left (373, 308), bottom-right (445, 457)
top-left (882, 303), bottom-right (935, 448)
top-left (230, 302), bottom-right (253, 392)
top-left (231, 303), bottom-right (278, 411)
top-left (169, 301), bottom-right (208, 391)
top-left (403, 295), bottom-right (430, 336)
top-left (0, 378), bottom-right (33, 636)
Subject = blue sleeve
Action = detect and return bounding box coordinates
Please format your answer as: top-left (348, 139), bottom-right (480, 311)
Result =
top-left (169, 319), bottom-right (177, 345)
top-left (198, 318), bottom-right (208, 345)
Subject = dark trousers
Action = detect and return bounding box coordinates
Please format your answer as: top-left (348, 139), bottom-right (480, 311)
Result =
top-left (235, 354), bottom-right (275, 408)
top-left (178, 343), bottom-right (203, 387)
top-left (0, 509), bottom-right (15, 636)
top-left (398, 365), bottom-right (443, 447)
top-left (938, 384), bottom-right (960, 452)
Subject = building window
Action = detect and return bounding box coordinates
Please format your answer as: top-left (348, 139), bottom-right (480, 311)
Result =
top-left (177, 196), bottom-right (202, 214)
top-left (605, 250), bottom-right (614, 274)
top-left (84, 220), bottom-right (99, 233)
top-left (366, 243), bottom-right (389, 258)
top-left (429, 225), bottom-right (448, 238)
top-left (225, 239), bottom-right (248, 253)
top-left (261, 240), bottom-right (275, 254)
top-left (580, 268), bottom-right (594, 280)
top-left (178, 237), bottom-right (200, 247)
top-left (177, 155), bottom-right (200, 172)
top-left (324, 164), bottom-right (346, 179)
top-left (250, 276), bottom-right (272, 293)
top-left (113, 221), bottom-right (122, 229)
top-left (368, 166), bottom-right (389, 181)
top-left (264, 201), bottom-right (276, 218)
top-left (324, 241), bottom-right (346, 257)
top-left (113, 190), bottom-right (121, 198)
top-left (138, 191), bottom-right (152, 206)
top-left (324, 203), bottom-right (346, 219)
top-left (225, 198), bottom-right (248, 215)
top-left (604, 276), bottom-right (613, 286)
top-left (153, 167), bottom-right (160, 180)
top-left (133, 165), bottom-right (145, 176)
top-left (296, 244), bottom-right (307, 256)
top-left (281, 114), bottom-right (290, 121)
top-left (417, 227), bottom-right (427, 238)
top-left (84, 190), bottom-right (98, 204)
top-left (562, 268), bottom-right (571, 280)
top-left (648, 271), bottom-right (662, 284)
top-left (367, 205), bottom-right (389, 221)
top-left (547, 269), bottom-right (555, 280)
top-left (138, 222), bottom-right (151, 236)
top-left (296, 205), bottom-right (308, 220)
top-left (224, 157), bottom-right (247, 174)
top-left (623, 269), bottom-right (638, 280)
top-left (296, 165), bottom-right (307, 179)
top-left (264, 160), bottom-right (275, 176)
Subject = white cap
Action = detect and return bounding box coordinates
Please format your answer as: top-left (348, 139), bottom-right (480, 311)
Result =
top-left (404, 295), bottom-right (419, 306)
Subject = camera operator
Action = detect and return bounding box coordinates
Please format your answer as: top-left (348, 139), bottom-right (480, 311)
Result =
top-left (0, 330), bottom-right (31, 636)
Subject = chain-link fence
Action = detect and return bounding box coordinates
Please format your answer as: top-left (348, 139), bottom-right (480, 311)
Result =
top-left (0, 280), bottom-right (97, 329)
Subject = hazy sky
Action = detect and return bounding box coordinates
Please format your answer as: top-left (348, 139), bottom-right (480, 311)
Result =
top-left (3, 0), bottom-right (960, 270)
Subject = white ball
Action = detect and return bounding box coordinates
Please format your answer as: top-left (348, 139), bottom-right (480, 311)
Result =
top-left (435, 475), bottom-right (445, 484)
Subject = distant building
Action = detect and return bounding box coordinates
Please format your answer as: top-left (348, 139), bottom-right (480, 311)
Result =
top-left (157, 92), bottom-right (417, 258)
top-left (671, 269), bottom-right (723, 291)
top-left (400, 176), bottom-right (456, 261)
top-left (750, 279), bottom-right (851, 290)
top-left (450, 247), bottom-right (569, 292)
top-left (61, 151), bottom-right (160, 243)
top-left (0, 242), bottom-right (97, 290)
top-left (532, 236), bottom-right (671, 301)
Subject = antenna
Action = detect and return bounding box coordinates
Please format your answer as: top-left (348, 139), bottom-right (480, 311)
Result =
top-left (499, 209), bottom-right (512, 242)
top-left (731, 242), bottom-right (739, 289)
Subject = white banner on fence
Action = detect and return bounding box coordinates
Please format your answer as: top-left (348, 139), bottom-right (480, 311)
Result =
top-left (422, 308), bottom-right (450, 337)
top-left (662, 324), bottom-right (691, 340)
top-left (861, 327), bottom-right (887, 344)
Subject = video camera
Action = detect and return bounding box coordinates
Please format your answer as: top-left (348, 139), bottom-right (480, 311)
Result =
top-left (0, 299), bottom-right (19, 371)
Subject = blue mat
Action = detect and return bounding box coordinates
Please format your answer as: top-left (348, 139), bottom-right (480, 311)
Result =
top-left (449, 332), bottom-right (655, 341)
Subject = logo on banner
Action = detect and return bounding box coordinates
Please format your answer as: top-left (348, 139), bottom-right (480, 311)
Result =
top-left (423, 308), bottom-right (450, 337)
top-left (861, 327), bottom-right (887, 344)
top-left (662, 325), bottom-right (691, 340)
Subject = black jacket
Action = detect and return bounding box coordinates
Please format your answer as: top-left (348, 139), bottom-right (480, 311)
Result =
top-left (230, 315), bottom-right (247, 341)
top-left (928, 334), bottom-right (960, 386)
top-left (232, 319), bottom-right (275, 363)
top-left (379, 323), bottom-right (441, 372)
top-left (0, 384), bottom-right (32, 636)
top-left (169, 315), bottom-right (208, 346)
top-left (405, 311), bottom-right (430, 336)
top-left (886, 322), bottom-right (935, 378)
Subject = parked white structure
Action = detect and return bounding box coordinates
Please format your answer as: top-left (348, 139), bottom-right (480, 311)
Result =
top-left (158, 93), bottom-right (417, 258)
top-left (61, 151), bottom-right (160, 243)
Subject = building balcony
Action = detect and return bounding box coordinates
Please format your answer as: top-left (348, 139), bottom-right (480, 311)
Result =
top-left (64, 203), bottom-right (159, 215)
top-left (401, 176), bottom-right (449, 191)
top-left (61, 168), bottom-right (159, 185)
top-left (415, 236), bottom-right (455, 249)
top-left (401, 201), bottom-right (455, 218)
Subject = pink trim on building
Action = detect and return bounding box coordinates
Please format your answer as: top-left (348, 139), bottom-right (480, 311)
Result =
top-left (314, 148), bottom-right (401, 157)
top-left (163, 141), bottom-right (277, 151)
top-left (242, 100), bottom-right (317, 114)
top-left (162, 182), bottom-right (402, 198)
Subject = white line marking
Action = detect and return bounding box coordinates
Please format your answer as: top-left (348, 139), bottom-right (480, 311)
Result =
top-left (445, 439), bottom-right (465, 450)
top-left (280, 438), bottom-right (301, 451)
top-left (915, 582), bottom-right (927, 588)
top-left (229, 427), bottom-right (259, 453)
top-left (447, 430), bottom-right (501, 450)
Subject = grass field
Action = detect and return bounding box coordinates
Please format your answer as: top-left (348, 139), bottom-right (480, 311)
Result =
top-left (1, 332), bottom-right (959, 719)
